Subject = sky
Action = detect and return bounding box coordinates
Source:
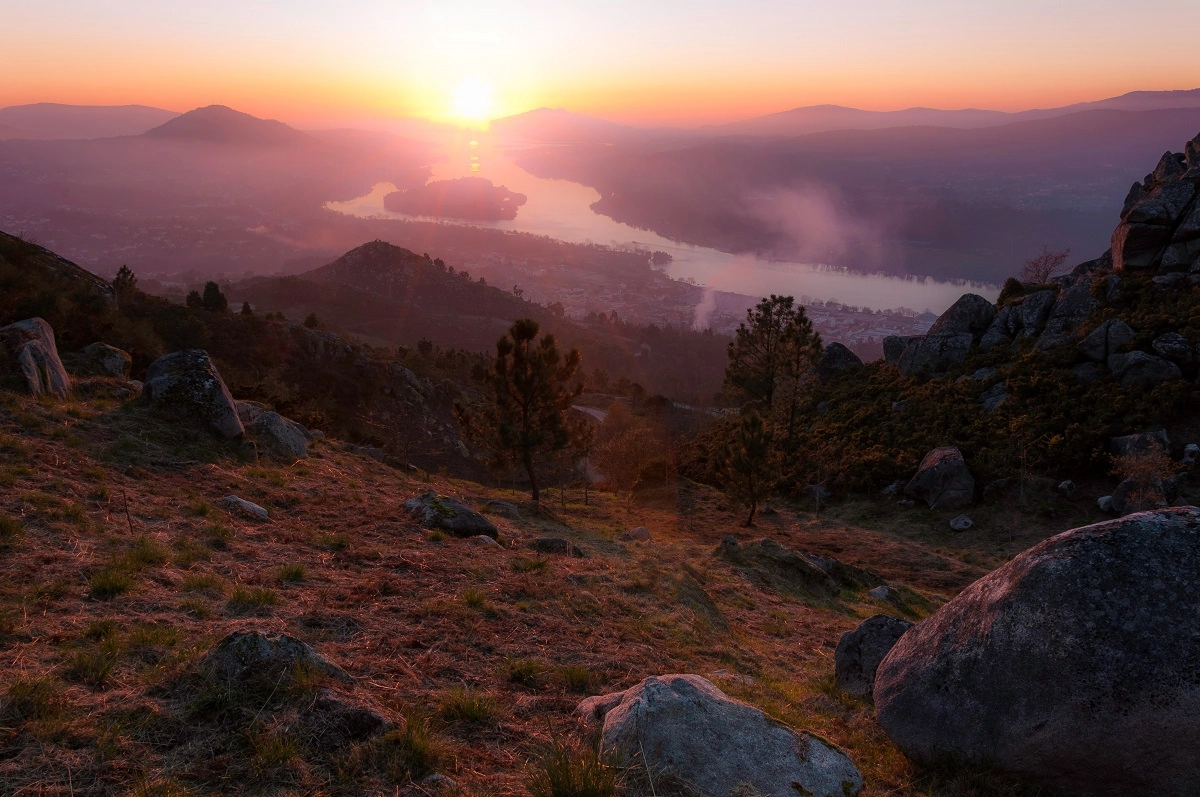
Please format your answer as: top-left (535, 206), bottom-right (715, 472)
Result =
top-left (4, 0), bottom-right (1200, 126)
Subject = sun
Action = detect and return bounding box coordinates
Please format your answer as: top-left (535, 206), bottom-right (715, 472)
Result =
top-left (452, 77), bottom-right (494, 124)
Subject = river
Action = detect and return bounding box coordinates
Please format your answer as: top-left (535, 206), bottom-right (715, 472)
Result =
top-left (326, 140), bottom-right (997, 313)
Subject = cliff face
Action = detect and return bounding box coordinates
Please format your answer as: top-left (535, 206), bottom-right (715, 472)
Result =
top-left (1113, 133), bottom-right (1200, 271)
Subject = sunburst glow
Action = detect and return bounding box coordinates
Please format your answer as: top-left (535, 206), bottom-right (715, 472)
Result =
top-left (452, 77), bottom-right (494, 124)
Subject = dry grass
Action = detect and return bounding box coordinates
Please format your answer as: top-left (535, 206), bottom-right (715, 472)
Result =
top-left (0, 389), bottom-right (1066, 795)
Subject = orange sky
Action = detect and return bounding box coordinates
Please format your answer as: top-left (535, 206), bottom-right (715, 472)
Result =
top-left (4, 1), bottom-right (1200, 126)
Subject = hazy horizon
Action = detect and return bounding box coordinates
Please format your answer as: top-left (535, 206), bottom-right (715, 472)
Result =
top-left (6, 0), bottom-right (1200, 127)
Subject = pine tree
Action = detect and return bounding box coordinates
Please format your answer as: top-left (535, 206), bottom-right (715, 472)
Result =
top-left (457, 319), bottom-right (582, 503)
top-left (201, 281), bottom-right (228, 313)
top-left (723, 410), bottom-right (776, 526)
top-left (725, 295), bottom-right (820, 409)
top-left (112, 265), bottom-right (137, 308)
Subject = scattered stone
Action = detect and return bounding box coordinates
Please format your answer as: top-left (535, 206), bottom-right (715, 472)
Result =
top-left (867, 585), bottom-right (897, 603)
top-left (890, 400), bottom-right (907, 412)
top-left (904, 446), bottom-right (974, 509)
top-left (218, 495), bottom-right (269, 522)
top-left (1057, 480), bottom-right (1077, 496)
top-left (247, 411), bottom-right (308, 461)
top-left (880, 480), bottom-right (905, 497)
top-left (874, 508), bottom-right (1200, 795)
top-left (619, 526), bottom-right (651, 542)
top-left (716, 537), bottom-right (838, 596)
top-left (578, 674), bottom-right (863, 797)
top-left (1185, 443), bottom-right (1200, 465)
top-left (1108, 350), bottom-right (1184, 386)
top-left (530, 537), bottom-right (583, 557)
top-left (1111, 478), bottom-right (1168, 515)
top-left (835, 615), bottom-right (913, 700)
top-left (75, 342), bottom-right (132, 379)
top-left (897, 499), bottom-right (915, 508)
top-left (0, 317), bottom-right (71, 398)
top-left (142, 350), bottom-right (243, 438)
top-left (468, 535), bottom-right (501, 548)
top-left (708, 669), bottom-right (755, 686)
top-left (949, 514), bottom-right (973, 531)
top-left (1097, 495), bottom-right (1115, 513)
top-left (418, 774), bottom-right (459, 792)
top-left (403, 492), bottom-right (498, 538)
top-left (344, 443), bottom-right (387, 462)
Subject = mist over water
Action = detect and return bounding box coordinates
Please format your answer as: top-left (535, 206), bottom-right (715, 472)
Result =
top-left (327, 140), bottom-right (997, 314)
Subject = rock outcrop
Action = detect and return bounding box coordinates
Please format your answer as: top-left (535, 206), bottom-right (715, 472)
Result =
top-left (404, 492), bottom-right (498, 538)
top-left (0, 317), bottom-right (71, 398)
top-left (1113, 142), bottom-right (1200, 272)
top-left (835, 615), bottom-right (912, 700)
top-left (1107, 350), bottom-right (1183, 386)
top-left (904, 446), bottom-right (974, 509)
top-left (897, 294), bottom-right (995, 376)
top-left (578, 674), bottom-right (863, 797)
top-left (875, 508), bottom-right (1200, 795)
top-left (142, 350), bottom-right (243, 439)
top-left (1077, 319), bottom-right (1135, 362)
top-left (979, 289), bottom-right (1056, 350)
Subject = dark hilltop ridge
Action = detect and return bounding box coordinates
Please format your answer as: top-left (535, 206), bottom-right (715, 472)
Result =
top-left (1, 133), bottom-right (1200, 796)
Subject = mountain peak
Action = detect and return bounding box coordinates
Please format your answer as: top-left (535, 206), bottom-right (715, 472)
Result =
top-left (143, 105), bottom-right (313, 146)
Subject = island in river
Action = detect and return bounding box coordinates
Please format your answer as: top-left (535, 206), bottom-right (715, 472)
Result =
top-left (383, 177), bottom-right (527, 221)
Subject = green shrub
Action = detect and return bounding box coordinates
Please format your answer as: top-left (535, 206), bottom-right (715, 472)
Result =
top-left (438, 687), bottom-right (497, 725)
top-left (227, 586), bottom-right (281, 614)
top-left (506, 657), bottom-right (546, 688)
top-left (558, 665), bottom-right (593, 693)
top-left (1, 677), bottom-right (63, 722)
top-left (90, 568), bottom-right (135, 600)
top-left (526, 737), bottom-right (617, 797)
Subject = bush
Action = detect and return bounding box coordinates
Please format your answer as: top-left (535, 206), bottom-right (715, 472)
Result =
top-left (526, 737), bottom-right (617, 797)
top-left (438, 687), bottom-right (498, 724)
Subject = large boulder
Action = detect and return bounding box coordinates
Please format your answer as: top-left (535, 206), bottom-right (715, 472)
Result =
top-left (814, 342), bottom-right (862, 381)
top-left (1077, 319), bottom-right (1135, 362)
top-left (577, 674), bottom-right (862, 797)
top-left (904, 446), bottom-right (974, 509)
top-left (926, 293), bottom-right (995, 337)
top-left (0, 317), bottom-right (71, 398)
top-left (1107, 350), bottom-right (1183, 387)
top-left (834, 615), bottom-right (912, 700)
top-left (404, 492), bottom-right (498, 538)
top-left (142, 350), bottom-right (244, 439)
top-left (74, 342), bottom-right (133, 379)
top-left (1152, 332), bottom-right (1195, 365)
top-left (195, 630), bottom-right (353, 686)
top-left (874, 508), bottom-right (1200, 795)
top-left (247, 411), bottom-right (308, 461)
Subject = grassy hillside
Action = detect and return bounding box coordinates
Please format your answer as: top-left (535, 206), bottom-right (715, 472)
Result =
top-left (0, 380), bottom-right (1083, 796)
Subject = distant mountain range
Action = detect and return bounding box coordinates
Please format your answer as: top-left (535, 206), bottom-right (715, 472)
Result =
top-left (0, 103), bottom-right (178, 140)
top-left (709, 88), bottom-right (1200, 137)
